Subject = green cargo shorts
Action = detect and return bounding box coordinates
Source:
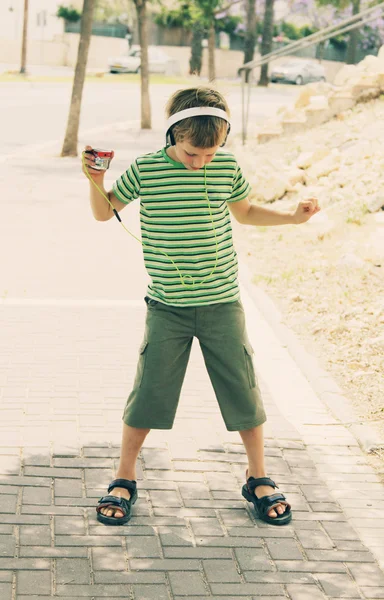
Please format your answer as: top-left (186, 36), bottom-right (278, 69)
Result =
top-left (123, 297), bottom-right (266, 432)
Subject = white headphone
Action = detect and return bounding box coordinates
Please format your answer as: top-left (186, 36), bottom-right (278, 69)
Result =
top-left (165, 107), bottom-right (231, 146)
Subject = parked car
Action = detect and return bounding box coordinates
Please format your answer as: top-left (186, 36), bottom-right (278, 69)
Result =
top-left (108, 45), bottom-right (178, 75)
top-left (270, 60), bottom-right (326, 85)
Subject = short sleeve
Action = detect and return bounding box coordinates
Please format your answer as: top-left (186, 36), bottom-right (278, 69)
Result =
top-left (227, 164), bottom-right (251, 203)
top-left (112, 160), bottom-right (141, 205)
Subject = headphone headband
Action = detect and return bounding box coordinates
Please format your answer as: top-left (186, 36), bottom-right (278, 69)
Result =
top-left (166, 107), bottom-right (231, 131)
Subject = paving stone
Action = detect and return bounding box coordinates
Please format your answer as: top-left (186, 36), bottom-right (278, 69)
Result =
top-left (55, 535), bottom-right (122, 547)
top-left (19, 547), bottom-right (87, 558)
top-left (322, 522), bottom-right (360, 541)
top-left (210, 583), bottom-right (284, 595)
top-left (0, 573), bottom-right (13, 582)
top-left (234, 548), bottom-right (274, 571)
top-left (348, 563), bottom-right (384, 587)
top-left (55, 516), bottom-right (86, 535)
top-left (92, 547), bottom-right (127, 571)
top-left (93, 572), bottom-right (166, 584)
top-left (286, 584), bottom-right (326, 599)
top-left (178, 483), bottom-right (211, 500)
top-left (17, 570), bottom-right (51, 595)
top-left (163, 547), bottom-right (233, 559)
top-left (196, 537), bottom-right (264, 549)
top-left (296, 529), bottom-right (335, 550)
top-left (141, 449), bottom-right (173, 470)
top-left (55, 583), bottom-right (152, 596)
top-left (22, 486), bottom-right (52, 505)
top-left (189, 518), bottom-right (225, 537)
top-left (0, 558), bottom-right (50, 570)
top-left (0, 582), bottom-right (12, 600)
top-left (126, 536), bottom-right (161, 558)
top-left (148, 490), bottom-right (182, 507)
top-left (306, 549), bottom-right (375, 562)
top-left (56, 558), bottom-right (91, 585)
top-left (360, 586), bottom-right (384, 598)
top-left (317, 573), bottom-right (361, 598)
top-left (0, 495), bottom-right (17, 513)
top-left (244, 571), bottom-right (316, 584)
top-left (168, 572), bottom-right (209, 596)
top-left (265, 538), bottom-right (303, 560)
top-left (131, 584), bottom-right (170, 600)
top-left (55, 478), bottom-right (82, 498)
top-left (19, 524), bottom-right (51, 546)
top-left (130, 559), bottom-right (200, 571)
top-left (0, 536), bottom-right (15, 558)
top-left (203, 559), bottom-right (242, 583)
top-left (276, 561), bottom-right (348, 573)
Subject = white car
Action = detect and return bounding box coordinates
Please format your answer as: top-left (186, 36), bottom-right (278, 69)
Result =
top-left (108, 46), bottom-right (177, 75)
top-left (270, 60), bottom-right (326, 85)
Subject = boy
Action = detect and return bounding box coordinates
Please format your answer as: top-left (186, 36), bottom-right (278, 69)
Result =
top-left (82, 87), bottom-right (320, 527)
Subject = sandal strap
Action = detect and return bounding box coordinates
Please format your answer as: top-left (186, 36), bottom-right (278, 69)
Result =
top-left (96, 495), bottom-right (129, 516)
top-left (247, 476), bottom-right (277, 492)
top-left (108, 478), bottom-right (137, 494)
top-left (258, 493), bottom-right (291, 515)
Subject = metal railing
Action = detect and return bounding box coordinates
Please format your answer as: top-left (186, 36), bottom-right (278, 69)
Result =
top-left (239, 1), bottom-right (384, 143)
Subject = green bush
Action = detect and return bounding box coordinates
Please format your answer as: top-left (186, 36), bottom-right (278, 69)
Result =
top-left (57, 5), bottom-right (82, 23)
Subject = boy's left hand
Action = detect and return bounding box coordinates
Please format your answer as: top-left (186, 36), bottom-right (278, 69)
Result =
top-left (292, 197), bottom-right (320, 224)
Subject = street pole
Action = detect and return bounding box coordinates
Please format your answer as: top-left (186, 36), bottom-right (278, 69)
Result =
top-left (20, 0), bottom-right (29, 74)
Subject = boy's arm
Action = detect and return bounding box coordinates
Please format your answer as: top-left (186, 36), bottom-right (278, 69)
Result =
top-left (228, 197), bottom-right (320, 226)
top-left (89, 178), bottom-right (128, 222)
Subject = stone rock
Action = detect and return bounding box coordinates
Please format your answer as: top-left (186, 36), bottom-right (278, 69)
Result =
top-left (287, 167), bottom-right (306, 186)
top-left (294, 82), bottom-right (333, 109)
top-left (306, 149), bottom-right (341, 180)
top-left (338, 253), bottom-right (366, 268)
top-left (295, 148), bottom-right (330, 169)
top-left (366, 195), bottom-right (384, 213)
top-left (334, 64), bottom-right (359, 87)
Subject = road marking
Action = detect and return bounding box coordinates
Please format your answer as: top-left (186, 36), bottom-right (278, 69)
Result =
top-left (0, 119), bottom-right (140, 163)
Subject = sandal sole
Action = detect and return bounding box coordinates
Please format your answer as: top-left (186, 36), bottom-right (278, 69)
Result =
top-left (242, 485), bottom-right (292, 526)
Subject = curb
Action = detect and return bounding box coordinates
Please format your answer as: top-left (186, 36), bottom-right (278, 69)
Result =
top-left (239, 260), bottom-right (384, 454)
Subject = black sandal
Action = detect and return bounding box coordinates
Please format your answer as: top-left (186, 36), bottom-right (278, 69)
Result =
top-left (96, 478), bottom-right (137, 526)
top-left (242, 475), bottom-right (292, 526)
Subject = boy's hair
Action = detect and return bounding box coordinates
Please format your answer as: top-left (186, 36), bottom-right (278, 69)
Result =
top-left (166, 87), bottom-right (230, 148)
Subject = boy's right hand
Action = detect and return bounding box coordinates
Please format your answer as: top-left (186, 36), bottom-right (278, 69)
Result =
top-left (82, 145), bottom-right (114, 181)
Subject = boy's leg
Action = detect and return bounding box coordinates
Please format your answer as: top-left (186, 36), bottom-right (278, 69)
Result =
top-left (99, 424), bottom-right (149, 519)
top-left (239, 424), bottom-right (286, 517)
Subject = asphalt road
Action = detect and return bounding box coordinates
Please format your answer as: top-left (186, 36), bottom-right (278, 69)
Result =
top-left (0, 79), bottom-right (299, 157)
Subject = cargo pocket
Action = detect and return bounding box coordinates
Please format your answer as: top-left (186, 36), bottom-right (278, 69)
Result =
top-left (136, 341), bottom-right (149, 388)
top-left (244, 342), bottom-right (256, 388)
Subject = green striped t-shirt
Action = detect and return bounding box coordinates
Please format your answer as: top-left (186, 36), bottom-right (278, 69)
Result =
top-left (112, 147), bottom-right (250, 307)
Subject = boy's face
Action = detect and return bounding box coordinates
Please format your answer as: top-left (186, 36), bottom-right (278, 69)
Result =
top-left (173, 139), bottom-right (220, 171)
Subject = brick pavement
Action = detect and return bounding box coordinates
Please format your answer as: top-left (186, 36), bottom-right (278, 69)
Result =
top-left (0, 127), bottom-right (383, 599)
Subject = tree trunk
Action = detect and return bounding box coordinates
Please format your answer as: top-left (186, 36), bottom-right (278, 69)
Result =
top-left (189, 25), bottom-right (204, 76)
top-left (208, 21), bottom-right (216, 82)
top-left (243, 0), bottom-right (257, 83)
top-left (135, 0), bottom-right (151, 129)
top-left (258, 0), bottom-right (275, 86)
top-left (20, 0), bottom-right (29, 74)
top-left (61, 0), bottom-right (95, 157)
top-left (346, 0), bottom-right (360, 65)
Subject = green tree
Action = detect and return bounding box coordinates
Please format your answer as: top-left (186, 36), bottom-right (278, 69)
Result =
top-left (258, 0), bottom-right (275, 86)
top-left (20, 0), bottom-right (29, 74)
top-left (133, 0), bottom-right (151, 128)
top-left (61, 0), bottom-right (95, 156)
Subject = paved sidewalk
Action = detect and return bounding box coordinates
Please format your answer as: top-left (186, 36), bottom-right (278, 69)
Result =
top-left (0, 126), bottom-right (383, 599)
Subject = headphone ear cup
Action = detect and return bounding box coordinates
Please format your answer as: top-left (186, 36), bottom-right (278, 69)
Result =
top-left (165, 127), bottom-right (175, 146)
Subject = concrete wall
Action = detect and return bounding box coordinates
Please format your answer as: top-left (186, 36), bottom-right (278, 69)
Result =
top-left (0, 32), bottom-right (344, 82)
